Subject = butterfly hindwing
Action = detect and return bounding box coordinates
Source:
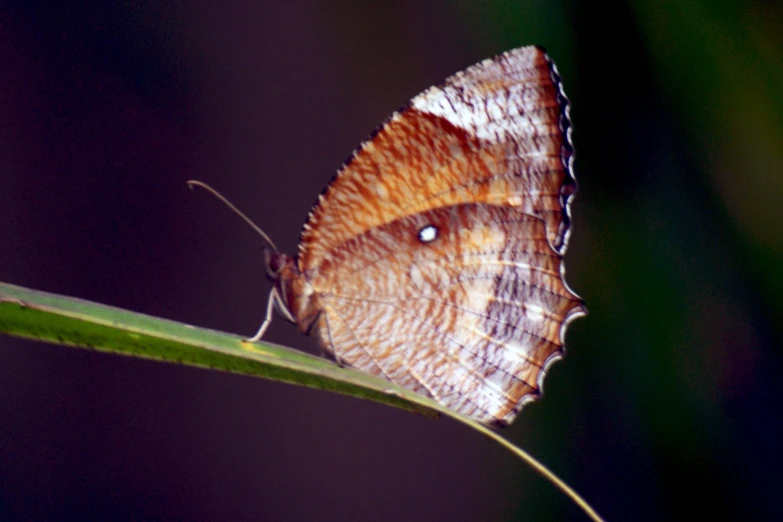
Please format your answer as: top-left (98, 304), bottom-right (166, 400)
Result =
top-left (309, 203), bottom-right (583, 425)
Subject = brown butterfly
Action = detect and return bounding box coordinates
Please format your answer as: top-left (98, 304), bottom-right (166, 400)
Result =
top-left (245, 46), bottom-right (585, 427)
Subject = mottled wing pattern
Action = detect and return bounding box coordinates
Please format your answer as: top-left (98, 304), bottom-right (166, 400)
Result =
top-left (309, 203), bottom-right (583, 425)
top-left (299, 46), bottom-right (575, 270)
top-left (296, 46), bottom-right (583, 425)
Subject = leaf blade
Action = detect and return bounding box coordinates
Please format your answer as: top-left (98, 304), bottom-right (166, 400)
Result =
top-left (0, 281), bottom-right (439, 418)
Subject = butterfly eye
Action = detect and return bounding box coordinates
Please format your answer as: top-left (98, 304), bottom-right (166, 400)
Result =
top-left (265, 251), bottom-right (285, 279)
top-left (417, 225), bottom-right (439, 243)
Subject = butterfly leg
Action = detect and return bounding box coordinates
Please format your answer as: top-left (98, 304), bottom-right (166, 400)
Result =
top-left (244, 290), bottom-right (277, 343)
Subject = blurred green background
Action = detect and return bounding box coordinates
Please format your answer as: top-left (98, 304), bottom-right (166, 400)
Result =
top-left (1, 0), bottom-right (781, 520)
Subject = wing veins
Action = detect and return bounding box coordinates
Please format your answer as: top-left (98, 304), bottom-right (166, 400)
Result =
top-left (330, 303), bottom-right (505, 416)
top-left (323, 306), bottom-right (397, 385)
top-left (407, 271), bottom-right (575, 301)
top-left (323, 239), bottom-right (562, 297)
top-left (327, 293), bottom-right (547, 389)
top-left (327, 289), bottom-right (562, 367)
top-left (379, 303), bottom-right (521, 407)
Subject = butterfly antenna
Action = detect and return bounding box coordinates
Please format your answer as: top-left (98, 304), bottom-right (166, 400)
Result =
top-left (186, 180), bottom-right (279, 252)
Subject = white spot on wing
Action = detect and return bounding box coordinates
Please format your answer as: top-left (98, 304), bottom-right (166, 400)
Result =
top-left (418, 225), bottom-right (438, 243)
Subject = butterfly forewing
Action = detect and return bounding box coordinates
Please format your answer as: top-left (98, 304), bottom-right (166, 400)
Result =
top-left (299, 46), bottom-right (574, 270)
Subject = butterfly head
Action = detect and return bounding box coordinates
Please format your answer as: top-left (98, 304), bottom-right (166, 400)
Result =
top-left (262, 249), bottom-right (320, 333)
top-left (264, 250), bottom-right (289, 282)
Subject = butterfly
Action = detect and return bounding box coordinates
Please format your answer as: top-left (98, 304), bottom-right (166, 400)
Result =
top-left (248, 46), bottom-right (585, 427)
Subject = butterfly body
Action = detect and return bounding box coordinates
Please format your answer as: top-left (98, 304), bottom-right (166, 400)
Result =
top-left (260, 46), bottom-right (585, 426)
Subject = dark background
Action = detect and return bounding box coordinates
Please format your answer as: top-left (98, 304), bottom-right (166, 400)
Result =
top-left (1, 1), bottom-right (782, 520)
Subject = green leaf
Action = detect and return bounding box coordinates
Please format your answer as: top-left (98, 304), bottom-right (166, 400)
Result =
top-left (0, 281), bottom-right (442, 417)
top-left (0, 281), bottom-right (604, 522)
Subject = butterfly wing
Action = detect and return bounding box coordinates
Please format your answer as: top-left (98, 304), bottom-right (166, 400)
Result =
top-left (295, 46), bottom-right (583, 425)
top-left (299, 46), bottom-right (575, 270)
top-left (308, 203), bottom-right (584, 425)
